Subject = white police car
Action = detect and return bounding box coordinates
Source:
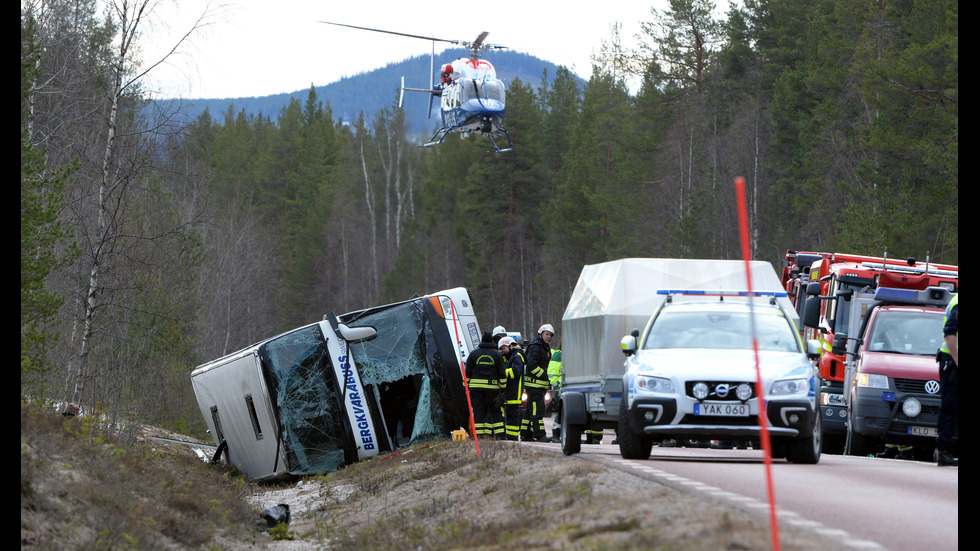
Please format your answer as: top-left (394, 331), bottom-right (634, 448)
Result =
top-left (618, 290), bottom-right (823, 464)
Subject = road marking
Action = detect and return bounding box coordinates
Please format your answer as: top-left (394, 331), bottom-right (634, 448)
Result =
top-left (607, 456), bottom-right (892, 551)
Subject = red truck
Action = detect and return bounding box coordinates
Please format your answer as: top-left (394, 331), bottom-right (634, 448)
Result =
top-left (799, 252), bottom-right (957, 453)
top-left (831, 286), bottom-right (955, 459)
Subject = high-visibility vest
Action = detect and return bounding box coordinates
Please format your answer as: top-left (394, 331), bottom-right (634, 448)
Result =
top-left (939, 293), bottom-right (958, 354)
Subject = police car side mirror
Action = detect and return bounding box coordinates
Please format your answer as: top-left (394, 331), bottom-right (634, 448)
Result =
top-left (621, 335), bottom-right (637, 356)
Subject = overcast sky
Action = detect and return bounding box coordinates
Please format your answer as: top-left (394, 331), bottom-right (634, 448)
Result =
top-left (138, 0), bottom-right (696, 99)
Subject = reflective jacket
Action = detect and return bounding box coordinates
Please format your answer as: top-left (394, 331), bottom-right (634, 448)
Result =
top-left (548, 349), bottom-right (562, 391)
top-left (465, 342), bottom-right (505, 391)
top-left (940, 293), bottom-right (958, 356)
top-left (502, 348), bottom-right (524, 403)
top-left (522, 338), bottom-right (552, 390)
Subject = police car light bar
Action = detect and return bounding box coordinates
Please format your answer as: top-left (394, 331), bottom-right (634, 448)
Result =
top-left (656, 289), bottom-right (789, 297)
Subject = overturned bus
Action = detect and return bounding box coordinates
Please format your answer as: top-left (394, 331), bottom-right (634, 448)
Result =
top-left (190, 288), bottom-right (482, 482)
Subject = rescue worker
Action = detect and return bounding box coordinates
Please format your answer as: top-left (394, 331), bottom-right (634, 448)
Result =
top-left (936, 292), bottom-right (958, 466)
top-left (492, 325), bottom-right (508, 346)
top-left (465, 331), bottom-right (506, 439)
top-left (521, 324), bottom-right (555, 442)
top-left (498, 336), bottom-right (524, 441)
top-left (548, 341), bottom-right (563, 440)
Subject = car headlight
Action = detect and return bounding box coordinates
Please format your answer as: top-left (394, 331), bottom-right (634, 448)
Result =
top-left (770, 377), bottom-right (810, 396)
top-left (902, 398), bottom-right (921, 418)
top-left (857, 373), bottom-right (889, 389)
top-left (635, 375), bottom-right (674, 393)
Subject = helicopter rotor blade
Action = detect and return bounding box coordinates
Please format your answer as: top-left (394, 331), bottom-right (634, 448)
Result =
top-left (317, 20), bottom-right (461, 46)
top-left (474, 31), bottom-right (488, 48)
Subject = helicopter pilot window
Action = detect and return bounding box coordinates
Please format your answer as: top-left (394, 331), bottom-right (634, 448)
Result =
top-left (459, 79), bottom-right (506, 104)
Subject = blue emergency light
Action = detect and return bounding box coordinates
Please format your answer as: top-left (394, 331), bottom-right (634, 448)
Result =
top-left (656, 289), bottom-right (788, 297)
top-left (873, 286), bottom-right (949, 306)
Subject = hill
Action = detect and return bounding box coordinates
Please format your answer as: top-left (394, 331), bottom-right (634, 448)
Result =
top-left (155, 48), bottom-right (581, 139)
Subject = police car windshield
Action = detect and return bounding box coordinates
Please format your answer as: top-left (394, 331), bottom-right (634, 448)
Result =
top-left (644, 306), bottom-right (800, 353)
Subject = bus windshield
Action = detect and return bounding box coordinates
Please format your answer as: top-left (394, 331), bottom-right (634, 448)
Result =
top-left (259, 324), bottom-right (347, 474)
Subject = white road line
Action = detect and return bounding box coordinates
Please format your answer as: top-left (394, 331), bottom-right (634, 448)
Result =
top-left (610, 457), bottom-right (890, 551)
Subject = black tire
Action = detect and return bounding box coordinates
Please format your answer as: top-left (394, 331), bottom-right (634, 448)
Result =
top-left (617, 400), bottom-right (653, 460)
top-left (845, 407), bottom-right (874, 457)
top-left (786, 410), bottom-right (821, 464)
top-left (561, 415), bottom-right (582, 456)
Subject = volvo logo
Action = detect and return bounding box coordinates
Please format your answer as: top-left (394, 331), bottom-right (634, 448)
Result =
top-left (924, 380), bottom-right (941, 394)
top-left (714, 383), bottom-right (730, 398)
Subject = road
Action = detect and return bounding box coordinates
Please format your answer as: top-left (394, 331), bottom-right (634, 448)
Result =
top-left (526, 424), bottom-right (957, 551)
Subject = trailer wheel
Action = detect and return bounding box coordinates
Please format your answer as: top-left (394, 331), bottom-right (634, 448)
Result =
top-left (561, 417), bottom-right (582, 456)
top-left (617, 400), bottom-right (653, 460)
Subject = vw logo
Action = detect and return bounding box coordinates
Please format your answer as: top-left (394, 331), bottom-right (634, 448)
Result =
top-left (714, 383), bottom-right (730, 398)
top-left (924, 380), bottom-right (941, 394)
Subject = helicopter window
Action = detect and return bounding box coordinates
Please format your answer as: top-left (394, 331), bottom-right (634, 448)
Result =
top-left (484, 80), bottom-right (505, 103)
top-left (459, 78), bottom-right (506, 103)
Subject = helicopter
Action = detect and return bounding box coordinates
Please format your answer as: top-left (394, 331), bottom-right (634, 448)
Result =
top-left (317, 21), bottom-right (514, 153)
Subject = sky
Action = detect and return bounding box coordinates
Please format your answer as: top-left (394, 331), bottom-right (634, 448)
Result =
top-left (138, 0), bottom-right (693, 100)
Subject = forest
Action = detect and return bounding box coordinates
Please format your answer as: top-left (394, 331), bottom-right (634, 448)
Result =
top-left (21, 0), bottom-right (957, 436)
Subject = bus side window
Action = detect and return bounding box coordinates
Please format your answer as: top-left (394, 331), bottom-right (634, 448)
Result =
top-left (210, 405), bottom-right (225, 443)
top-left (245, 394), bottom-right (263, 440)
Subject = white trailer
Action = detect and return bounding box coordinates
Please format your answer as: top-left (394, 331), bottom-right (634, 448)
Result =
top-left (558, 258), bottom-right (797, 454)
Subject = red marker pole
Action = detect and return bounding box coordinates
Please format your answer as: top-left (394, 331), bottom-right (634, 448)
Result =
top-left (734, 176), bottom-right (780, 551)
top-left (449, 301), bottom-right (480, 457)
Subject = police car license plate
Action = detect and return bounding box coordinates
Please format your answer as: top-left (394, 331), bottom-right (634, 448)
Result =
top-left (908, 425), bottom-right (937, 437)
top-left (695, 403), bottom-right (749, 417)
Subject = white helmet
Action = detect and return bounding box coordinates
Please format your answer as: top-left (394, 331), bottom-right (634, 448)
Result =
top-left (538, 324), bottom-right (555, 335)
top-left (497, 336), bottom-right (515, 349)
top-left (492, 325), bottom-right (507, 337)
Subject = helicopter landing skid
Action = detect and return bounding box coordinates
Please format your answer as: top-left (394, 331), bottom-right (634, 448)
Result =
top-left (487, 128), bottom-right (513, 154)
top-left (421, 127), bottom-right (452, 148)
top-left (420, 126), bottom-right (513, 153)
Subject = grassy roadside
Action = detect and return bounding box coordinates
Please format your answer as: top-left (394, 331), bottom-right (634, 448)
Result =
top-left (21, 404), bottom-right (256, 550)
top-left (22, 403), bottom-right (830, 550)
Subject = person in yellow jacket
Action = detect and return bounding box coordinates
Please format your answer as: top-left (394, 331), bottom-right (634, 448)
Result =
top-left (548, 342), bottom-right (562, 440)
top-left (498, 337), bottom-right (524, 441)
top-left (936, 292), bottom-right (958, 466)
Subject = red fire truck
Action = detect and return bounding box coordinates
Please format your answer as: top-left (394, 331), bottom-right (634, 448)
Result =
top-left (780, 251), bottom-right (831, 321)
top-left (800, 251), bottom-right (958, 453)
